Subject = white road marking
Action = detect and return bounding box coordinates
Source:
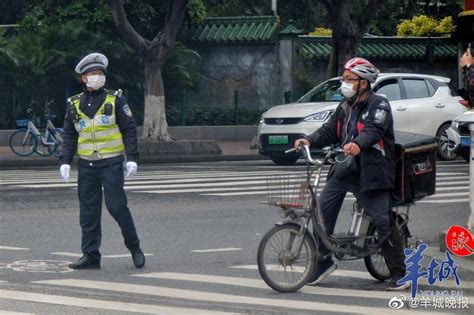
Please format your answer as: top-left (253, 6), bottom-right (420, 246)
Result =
top-left (191, 248), bottom-right (242, 253)
top-left (417, 198), bottom-right (469, 204)
top-left (436, 181), bottom-right (469, 186)
top-left (133, 272), bottom-right (474, 302)
top-left (435, 186), bottom-right (469, 191)
top-left (0, 311), bottom-right (34, 315)
top-left (0, 289), bottom-right (234, 315)
top-left (32, 279), bottom-right (439, 314)
top-left (0, 246), bottom-right (29, 251)
top-left (229, 265), bottom-right (474, 289)
top-left (51, 252), bottom-right (153, 258)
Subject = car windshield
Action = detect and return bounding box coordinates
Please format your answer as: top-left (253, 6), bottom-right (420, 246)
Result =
top-left (297, 78), bottom-right (343, 103)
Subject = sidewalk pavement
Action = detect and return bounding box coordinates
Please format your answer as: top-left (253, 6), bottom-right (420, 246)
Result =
top-left (0, 141), bottom-right (264, 168)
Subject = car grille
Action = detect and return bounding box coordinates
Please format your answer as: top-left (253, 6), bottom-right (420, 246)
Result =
top-left (264, 118), bottom-right (303, 125)
top-left (458, 124), bottom-right (470, 135)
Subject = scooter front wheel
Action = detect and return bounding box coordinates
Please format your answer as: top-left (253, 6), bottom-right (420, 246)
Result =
top-left (257, 224), bottom-right (317, 292)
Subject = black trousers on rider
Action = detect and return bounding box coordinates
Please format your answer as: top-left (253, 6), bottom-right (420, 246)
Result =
top-left (77, 160), bottom-right (140, 262)
top-left (316, 175), bottom-right (406, 280)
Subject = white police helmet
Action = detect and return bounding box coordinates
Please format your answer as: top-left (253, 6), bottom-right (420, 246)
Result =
top-left (75, 53), bottom-right (108, 74)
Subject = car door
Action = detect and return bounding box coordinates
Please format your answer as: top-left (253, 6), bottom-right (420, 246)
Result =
top-left (372, 78), bottom-right (409, 132)
top-left (400, 77), bottom-right (440, 136)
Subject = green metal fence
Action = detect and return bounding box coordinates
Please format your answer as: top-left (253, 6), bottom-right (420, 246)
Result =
top-left (0, 88), bottom-right (295, 129)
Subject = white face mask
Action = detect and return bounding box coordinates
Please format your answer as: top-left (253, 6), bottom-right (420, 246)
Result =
top-left (340, 81), bottom-right (357, 99)
top-left (86, 74), bottom-right (106, 90)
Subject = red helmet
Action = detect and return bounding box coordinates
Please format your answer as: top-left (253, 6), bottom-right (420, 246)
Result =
top-left (343, 57), bottom-right (380, 83)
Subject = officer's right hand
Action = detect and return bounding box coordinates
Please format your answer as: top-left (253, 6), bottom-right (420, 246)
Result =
top-left (60, 164), bottom-right (70, 182)
top-left (294, 139), bottom-right (310, 150)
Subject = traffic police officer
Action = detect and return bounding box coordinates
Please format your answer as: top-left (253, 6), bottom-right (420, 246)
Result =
top-left (59, 52), bottom-right (145, 269)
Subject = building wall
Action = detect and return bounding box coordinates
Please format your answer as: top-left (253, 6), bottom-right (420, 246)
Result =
top-left (183, 43), bottom-right (284, 111)
top-left (184, 40), bottom-right (458, 112)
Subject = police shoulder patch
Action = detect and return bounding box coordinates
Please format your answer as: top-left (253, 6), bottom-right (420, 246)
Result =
top-left (374, 108), bottom-right (388, 124)
top-left (378, 100), bottom-right (389, 108)
top-left (123, 104), bottom-right (133, 117)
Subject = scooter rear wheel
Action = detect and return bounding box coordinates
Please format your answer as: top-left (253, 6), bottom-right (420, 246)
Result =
top-left (364, 223), bottom-right (408, 281)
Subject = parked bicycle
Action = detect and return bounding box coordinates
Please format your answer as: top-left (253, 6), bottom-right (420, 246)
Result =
top-left (257, 144), bottom-right (415, 293)
top-left (9, 115), bottom-right (63, 158)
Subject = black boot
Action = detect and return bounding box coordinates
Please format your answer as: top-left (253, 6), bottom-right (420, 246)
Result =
top-left (380, 224), bottom-right (408, 290)
top-left (69, 255), bottom-right (100, 269)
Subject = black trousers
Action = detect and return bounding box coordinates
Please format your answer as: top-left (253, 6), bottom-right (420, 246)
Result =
top-left (77, 161), bottom-right (140, 261)
top-left (317, 175), bottom-right (406, 279)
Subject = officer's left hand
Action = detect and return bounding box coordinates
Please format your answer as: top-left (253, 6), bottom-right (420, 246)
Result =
top-left (343, 142), bottom-right (361, 156)
top-left (126, 161), bottom-right (138, 177)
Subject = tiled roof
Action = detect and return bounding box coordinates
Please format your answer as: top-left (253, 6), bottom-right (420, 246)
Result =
top-left (300, 37), bottom-right (457, 61)
top-left (188, 16), bottom-right (280, 44)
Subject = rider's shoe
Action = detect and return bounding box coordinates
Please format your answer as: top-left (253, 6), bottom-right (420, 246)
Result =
top-left (385, 278), bottom-right (410, 291)
top-left (307, 258), bottom-right (337, 286)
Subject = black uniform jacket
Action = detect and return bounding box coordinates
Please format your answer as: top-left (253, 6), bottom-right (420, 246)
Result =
top-left (59, 87), bottom-right (139, 166)
top-left (305, 92), bottom-right (396, 192)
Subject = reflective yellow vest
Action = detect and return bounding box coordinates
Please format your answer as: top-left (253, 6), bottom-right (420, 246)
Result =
top-left (70, 92), bottom-right (125, 158)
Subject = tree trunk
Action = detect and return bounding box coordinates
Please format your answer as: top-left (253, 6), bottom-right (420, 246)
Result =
top-left (108, 0), bottom-right (187, 142)
top-left (325, 0), bottom-right (358, 78)
top-left (142, 60), bottom-right (171, 141)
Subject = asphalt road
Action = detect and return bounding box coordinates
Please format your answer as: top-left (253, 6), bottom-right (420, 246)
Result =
top-left (0, 159), bottom-right (473, 314)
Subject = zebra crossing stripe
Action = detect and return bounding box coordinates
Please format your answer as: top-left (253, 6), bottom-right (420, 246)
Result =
top-left (229, 265), bottom-right (474, 290)
top-left (32, 279), bottom-right (438, 314)
top-left (0, 311), bottom-right (33, 315)
top-left (0, 289), bottom-right (234, 315)
top-left (132, 272), bottom-right (394, 299)
top-left (417, 198), bottom-right (469, 204)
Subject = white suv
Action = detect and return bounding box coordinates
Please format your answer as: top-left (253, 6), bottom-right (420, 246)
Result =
top-left (258, 73), bottom-right (467, 165)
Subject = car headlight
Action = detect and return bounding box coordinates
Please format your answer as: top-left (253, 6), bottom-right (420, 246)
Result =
top-left (451, 120), bottom-right (459, 132)
top-left (259, 115), bottom-right (264, 124)
top-left (304, 110), bottom-right (333, 122)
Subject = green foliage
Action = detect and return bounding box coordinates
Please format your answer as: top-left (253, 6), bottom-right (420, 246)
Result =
top-left (397, 15), bottom-right (453, 36)
top-left (187, 0), bottom-right (207, 24)
top-left (163, 42), bottom-right (206, 90)
top-left (308, 27), bottom-right (332, 36)
top-left (0, 0), bottom-right (205, 128)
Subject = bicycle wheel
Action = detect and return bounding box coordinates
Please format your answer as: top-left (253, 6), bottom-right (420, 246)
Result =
top-left (48, 128), bottom-right (63, 157)
top-left (35, 129), bottom-right (52, 156)
top-left (257, 224), bottom-right (317, 292)
top-left (9, 129), bottom-right (37, 157)
top-left (364, 222), bottom-right (408, 281)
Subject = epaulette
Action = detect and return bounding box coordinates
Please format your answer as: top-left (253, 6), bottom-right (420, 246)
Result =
top-left (106, 89), bottom-right (123, 98)
top-left (67, 93), bottom-right (82, 104)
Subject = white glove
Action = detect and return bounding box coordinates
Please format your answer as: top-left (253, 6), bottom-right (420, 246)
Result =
top-left (126, 161), bottom-right (138, 177)
top-left (60, 164), bottom-right (70, 182)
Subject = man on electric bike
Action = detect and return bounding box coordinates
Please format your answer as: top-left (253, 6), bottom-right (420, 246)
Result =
top-left (294, 58), bottom-right (409, 291)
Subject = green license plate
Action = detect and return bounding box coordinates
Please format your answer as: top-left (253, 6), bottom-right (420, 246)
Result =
top-left (268, 135), bottom-right (289, 145)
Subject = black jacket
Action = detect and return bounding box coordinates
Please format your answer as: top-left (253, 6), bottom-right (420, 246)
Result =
top-left (305, 92), bottom-right (396, 192)
top-left (59, 88), bottom-right (139, 165)
top-left (463, 65), bottom-right (474, 108)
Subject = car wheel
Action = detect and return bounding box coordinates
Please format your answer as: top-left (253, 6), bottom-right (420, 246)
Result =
top-left (270, 154), bottom-right (299, 166)
top-left (436, 124), bottom-right (457, 161)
